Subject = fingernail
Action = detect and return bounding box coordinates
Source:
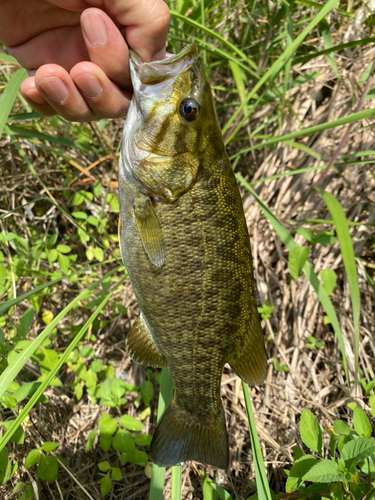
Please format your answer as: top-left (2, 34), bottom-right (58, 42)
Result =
top-left (24, 89), bottom-right (46, 105)
top-left (39, 77), bottom-right (69, 103)
top-left (74, 74), bottom-right (103, 99)
top-left (82, 11), bottom-right (107, 46)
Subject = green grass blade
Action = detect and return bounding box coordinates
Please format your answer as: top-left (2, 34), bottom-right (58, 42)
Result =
top-left (316, 189), bottom-right (360, 381)
top-left (0, 68), bottom-right (27, 139)
top-left (230, 107), bottom-right (375, 159)
top-left (0, 267), bottom-right (121, 404)
top-left (236, 174), bottom-right (349, 384)
top-left (242, 383), bottom-right (272, 500)
top-left (0, 275), bottom-right (125, 450)
top-left (319, 19), bottom-right (343, 84)
top-left (222, 0), bottom-right (339, 137)
top-left (0, 54), bottom-right (20, 65)
top-left (149, 368), bottom-right (174, 500)
top-left (171, 466), bottom-right (182, 500)
top-left (0, 278), bottom-right (62, 316)
top-left (170, 10), bottom-right (259, 73)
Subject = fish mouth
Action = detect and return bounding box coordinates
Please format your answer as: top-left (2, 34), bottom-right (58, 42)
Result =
top-left (129, 44), bottom-right (198, 85)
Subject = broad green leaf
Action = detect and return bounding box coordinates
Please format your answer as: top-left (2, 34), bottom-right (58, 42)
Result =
top-left (300, 409), bottom-right (323, 455)
top-left (13, 382), bottom-right (41, 403)
top-left (37, 348), bottom-right (59, 372)
top-left (85, 430), bottom-right (98, 452)
top-left (329, 482), bottom-right (344, 500)
top-left (302, 460), bottom-right (344, 483)
top-left (91, 359), bottom-right (105, 373)
top-left (36, 454), bottom-right (58, 482)
top-left (80, 346), bottom-right (95, 358)
top-left (100, 418), bottom-right (117, 436)
top-left (107, 193), bottom-right (119, 212)
top-left (320, 269), bottom-right (337, 296)
top-left (333, 420), bottom-right (350, 436)
top-left (340, 438), bottom-right (375, 467)
top-left (141, 380), bottom-right (154, 407)
top-left (25, 449), bottom-right (41, 469)
top-left (94, 247), bottom-right (104, 262)
top-left (98, 412), bottom-right (111, 426)
top-left (100, 472), bottom-right (112, 496)
top-left (120, 414), bottom-right (144, 432)
top-left (111, 467), bottom-right (122, 481)
top-left (134, 434), bottom-right (152, 446)
top-left (353, 407), bottom-right (372, 438)
top-left (124, 449), bottom-right (148, 466)
top-left (41, 442), bottom-right (59, 453)
top-left (288, 247), bottom-right (308, 280)
top-left (98, 461), bottom-right (111, 472)
top-left (71, 211), bottom-right (87, 220)
top-left (58, 253), bottom-right (70, 274)
top-left (17, 308), bottom-right (35, 337)
top-left (71, 192), bottom-right (85, 206)
top-left (4, 421), bottom-right (24, 444)
top-left (110, 378), bottom-right (127, 399)
top-left (57, 244), bottom-right (71, 254)
top-left (74, 383), bottom-right (85, 400)
top-left (112, 429), bottom-right (135, 453)
top-left (286, 455), bottom-right (318, 492)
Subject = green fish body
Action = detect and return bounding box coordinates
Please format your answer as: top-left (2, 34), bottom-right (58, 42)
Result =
top-left (118, 44), bottom-right (267, 469)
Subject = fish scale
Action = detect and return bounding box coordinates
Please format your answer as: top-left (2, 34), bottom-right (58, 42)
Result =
top-left (118, 44), bottom-right (267, 469)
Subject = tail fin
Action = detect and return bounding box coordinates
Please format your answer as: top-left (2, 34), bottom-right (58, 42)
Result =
top-left (150, 400), bottom-right (229, 469)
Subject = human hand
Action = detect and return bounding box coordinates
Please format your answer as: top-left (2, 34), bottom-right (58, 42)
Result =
top-left (0, 0), bottom-right (170, 121)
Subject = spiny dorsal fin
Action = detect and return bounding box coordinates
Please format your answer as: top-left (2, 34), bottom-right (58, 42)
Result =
top-left (133, 195), bottom-right (165, 267)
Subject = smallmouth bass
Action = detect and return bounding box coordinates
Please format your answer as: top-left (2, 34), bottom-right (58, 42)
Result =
top-left (118, 44), bottom-right (267, 469)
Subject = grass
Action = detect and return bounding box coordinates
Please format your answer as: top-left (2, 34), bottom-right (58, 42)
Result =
top-left (1, 0), bottom-right (375, 498)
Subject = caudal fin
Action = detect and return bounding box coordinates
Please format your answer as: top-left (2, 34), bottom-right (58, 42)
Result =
top-left (150, 400), bottom-right (229, 469)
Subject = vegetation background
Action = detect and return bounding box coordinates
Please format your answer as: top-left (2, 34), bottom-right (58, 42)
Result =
top-left (0, 0), bottom-right (374, 499)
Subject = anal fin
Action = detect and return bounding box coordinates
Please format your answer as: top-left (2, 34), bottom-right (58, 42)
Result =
top-left (228, 306), bottom-right (267, 385)
top-left (133, 195), bottom-right (165, 267)
top-left (125, 313), bottom-right (166, 368)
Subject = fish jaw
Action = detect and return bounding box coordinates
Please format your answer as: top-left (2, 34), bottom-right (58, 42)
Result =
top-left (120, 43), bottom-right (219, 203)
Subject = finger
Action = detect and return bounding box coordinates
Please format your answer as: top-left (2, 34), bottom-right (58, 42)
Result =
top-left (7, 25), bottom-right (89, 72)
top-left (70, 61), bottom-right (131, 118)
top-left (34, 64), bottom-right (95, 121)
top-left (80, 8), bottom-right (130, 90)
top-left (21, 77), bottom-right (59, 116)
top-left (22, 63), bottom-right (131, 121)
top-left (87, 0), bottom-right (170, 62)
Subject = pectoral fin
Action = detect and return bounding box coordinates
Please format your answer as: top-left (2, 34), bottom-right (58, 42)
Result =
top-left (228, 305), bottom-right (267, 385)
top-left (133, 195), bottom-right (165, 267)
top-left (126, 314), bottom-right (166, 368)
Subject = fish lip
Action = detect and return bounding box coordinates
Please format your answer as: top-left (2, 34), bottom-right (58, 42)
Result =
top-left (129, 44), bottom-right (198, 85)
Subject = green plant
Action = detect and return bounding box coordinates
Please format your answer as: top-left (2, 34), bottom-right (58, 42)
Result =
top-left (286, 406), bottom-right (375, 497)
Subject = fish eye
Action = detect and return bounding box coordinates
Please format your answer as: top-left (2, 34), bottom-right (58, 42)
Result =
top-left (179, 98), bottom-right (200, 122)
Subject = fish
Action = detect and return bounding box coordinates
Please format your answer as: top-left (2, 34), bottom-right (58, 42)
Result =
top-left (118, 44), bottom-right (267, 469)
